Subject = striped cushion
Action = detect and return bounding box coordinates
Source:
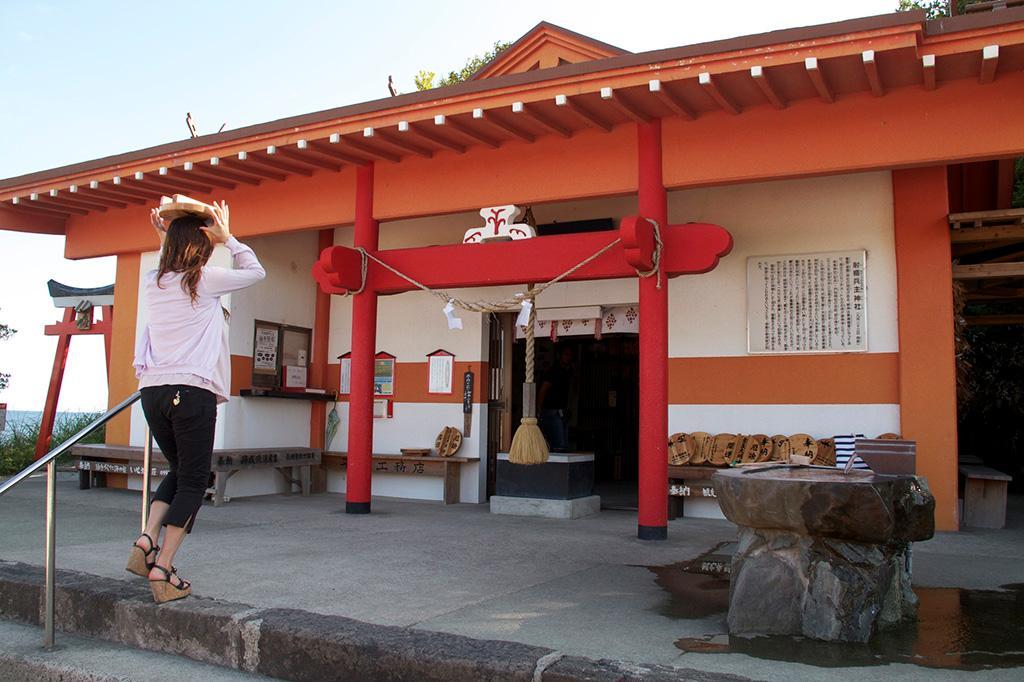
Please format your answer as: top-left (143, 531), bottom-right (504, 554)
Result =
top-left (833, 434), bottom-right (870, 470)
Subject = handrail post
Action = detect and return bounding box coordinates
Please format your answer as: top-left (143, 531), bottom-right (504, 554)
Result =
top-left (141, 427), bottom-right (152, 531)
top-left (43, 459), bottom-right (56, 649)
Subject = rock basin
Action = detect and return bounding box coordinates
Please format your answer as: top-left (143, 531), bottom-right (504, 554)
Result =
top-left (712, 466), bottom-right (935, 643)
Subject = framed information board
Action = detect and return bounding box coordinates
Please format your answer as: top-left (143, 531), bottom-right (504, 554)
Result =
top-left (251, 320), bottom-right (312, 388)
top-left (746, 250), bottom-right (867, 354)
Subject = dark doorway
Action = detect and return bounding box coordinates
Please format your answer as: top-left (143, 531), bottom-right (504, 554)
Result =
top-left (508, 330), bottom-right (640, 509)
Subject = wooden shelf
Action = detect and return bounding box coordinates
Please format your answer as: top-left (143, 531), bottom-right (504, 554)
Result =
top-left (239, 388), bottom-right (337, 401)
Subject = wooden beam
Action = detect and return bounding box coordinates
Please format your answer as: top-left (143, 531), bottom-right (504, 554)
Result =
top-left (27, 193), bottom-right (88, 215)
top-left (331, 133), bottom-right (401, 163)
top-left (217, 156), bottom-right (287, 182)
top-left (133, 171), bottom-right (215, 195)
top-left (158, 166), bottom-right (226, 192)
top-left (980, 44), bottom-right (999, 84)
top-left (272, 145), bottom-right (342, 171)
top-left (65, 185), bottom-right (128, 208)
top-left (965, 314), bottom-right (1024, 326)
top-left (207, 157), bottom-right (270, 183)
top-left (367, 126), bottom-right (435, 157)
top-left (749, 66), bottom-right (786, 109)
top-left (862, 50), bottom-right (884, 97)
top-left (647, 80), bottom-right (696, 119)
top-left (951, 225), bottom-right (1024, 243)
top-left (599, 87), bottom-right (652, 123)
top-left (555, 94), bottom-right (613, 132)
top-left (435, 114), bottom-right (499, 148)
top-left (953, 262), bottom-right (1024, 279)
top-left (9, 197), bottom-right (71, 217)
top-left (805, 57), bottom-right (834, 103)
top-left (182, 161), bottom-right (258, 187)
top-left (395, 122), bottom-right (461, 155)
top-left (110, 176), bottom-right (164, 199)
top-left (44, 189), bottom-right (110, 212)
top-left (512, 101), bottom-right (572, 138)
top-left (73, 183), bottom-right (146, 205)
top-left (472, 108), bottom-right (534, 143)
top-left (697, 73), bottom-right (741, 114)
top-left (965, 287), bottom-right (1024, 300)
top-left (255, 149), bottom-right (315, 176)
top-left (1, 202), bottom-right (67, 232)
top-left (922, 54), bottom-right (936, 91)
top-left (313, 137), bottom-right (371, 166)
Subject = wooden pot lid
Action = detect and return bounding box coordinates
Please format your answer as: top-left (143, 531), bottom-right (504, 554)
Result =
top-left (157, 194), bottom-right (217, 222)
top-left (813, 438), bottom-right (837, 466)
top-left (435, 427), bottom-right (463, 457)
top-left (741, 434), bottom-right (770, 464)
top-left (709, 433), bottom-right (740, 466)
top-left (770, 435), bottom-right (792, 462)
top-left (668, 433), bottom-right (692, 466)
top-left (689, 432), bottom-right (712, 465)
top-left (789, 434), bottom-right (817, 461)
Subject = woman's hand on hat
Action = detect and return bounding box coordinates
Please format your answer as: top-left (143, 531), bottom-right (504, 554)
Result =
top-left (203, 200), bottom-right (231, 244)
top-left (150, 208), bottom-right (167, 245)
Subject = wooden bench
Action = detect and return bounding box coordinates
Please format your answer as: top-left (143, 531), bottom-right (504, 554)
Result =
top-left (667, 465), bottom-right (722, 519)
top-left (959, 464), bottom-right (1012, 529)
top-left (72, 444), bottom-right (321, 507)
top-left (323, 453), bottom-right (468, 504)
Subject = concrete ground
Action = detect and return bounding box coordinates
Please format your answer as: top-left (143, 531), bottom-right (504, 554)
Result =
top-left (1, 473), bottom-right (1023, 681)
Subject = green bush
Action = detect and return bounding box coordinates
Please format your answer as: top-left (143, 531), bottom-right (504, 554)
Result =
top-left (0, 413), bottom-right (105, 476)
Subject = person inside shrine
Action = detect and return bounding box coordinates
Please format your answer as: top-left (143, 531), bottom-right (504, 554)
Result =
top-left (537, 345), bottom-right (576, 450)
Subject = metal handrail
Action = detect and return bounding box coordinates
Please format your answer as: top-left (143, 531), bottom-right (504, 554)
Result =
top-left (0, 390), bottom-right (150, 649)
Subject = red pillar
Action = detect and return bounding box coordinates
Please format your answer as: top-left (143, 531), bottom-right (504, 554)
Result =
top-left (637, 120), bottom-right (669, 540)
top-left (346, 163), bottom-right (378, 513)
top-left (35, 308), bottom-right (75, 460)
top-left (309, 229), bottom-right (334, 451)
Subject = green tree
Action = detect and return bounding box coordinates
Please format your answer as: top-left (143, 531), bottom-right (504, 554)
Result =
top-left (895, 1), bottom-right (968, 19)
top-left (415, 41), bottom-right (511, 91)
top-left (0, 313), bottom-right (14, 392)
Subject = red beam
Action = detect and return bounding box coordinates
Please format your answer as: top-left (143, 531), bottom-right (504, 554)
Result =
top-left (512, 101), bottom-right (572, 138)
top-left (980, 45), bottom-right (999, 84)
top-left (168, 164), bottom-right (239, 189)
top-left (698, 73), bottom-right (741, 114)
top-left (862, 50), bottom-right (885, 97)
top-left (600, 87), bottom-right (652, 123)
top-left (647, 80), bottom-right (696, 120)
top-left (922, 54), bottom-right (937, 91)
top-left (44, 320), bottom-right (112, 336)
top-left (273, 145), bottom-right (342, 171)
top-left (805, 57), bottom-right (834, 103)
top-left (750, 66), bottom-right (786, 109)
top-left (315, 221), bottom-right (731, 295)
top-left (473, 108), bottom-right (535, 143)
top-left (217, 156), bottom-right (286, 182)
top-left (556, 95), bottom-right (613, 132)
top-left (436, 115), bottom-right (500, 148)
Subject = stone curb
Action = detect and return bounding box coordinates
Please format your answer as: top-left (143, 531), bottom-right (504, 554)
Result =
top-left (0, 654), bottom-right (121, 682)
top-left (0, 561), bottom-right (748, 681)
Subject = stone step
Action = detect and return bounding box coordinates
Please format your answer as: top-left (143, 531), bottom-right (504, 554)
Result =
top-left (0, 561), bottom-right (741, 682)
top-left (0, 619), bottom-right (269, 682)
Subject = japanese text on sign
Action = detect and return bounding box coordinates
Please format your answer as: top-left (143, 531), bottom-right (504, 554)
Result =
top-left (747, 250), bottom-right (867, 354)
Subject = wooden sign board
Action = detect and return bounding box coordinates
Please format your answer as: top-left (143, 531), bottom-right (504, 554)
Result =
top-left (213, 449), bottom-right (321, 471)
top-left (747, 250), bottom-right (867, 354)
top-left (78, 460), bottom-right (170, 477)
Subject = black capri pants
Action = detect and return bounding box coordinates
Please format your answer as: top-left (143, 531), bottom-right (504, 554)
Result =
top-left (140, 384), bottom-right (217, 533)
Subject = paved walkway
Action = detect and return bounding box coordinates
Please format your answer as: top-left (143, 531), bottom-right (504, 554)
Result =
top-left (1, 473), bottom-right (1022, 680)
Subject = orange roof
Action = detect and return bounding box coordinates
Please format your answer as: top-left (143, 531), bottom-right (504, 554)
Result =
top-left (2, 8), bottom-right (1023, 235)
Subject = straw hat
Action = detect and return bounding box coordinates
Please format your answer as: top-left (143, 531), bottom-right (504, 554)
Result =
top-left (157, 194), bottom-right (217, 222)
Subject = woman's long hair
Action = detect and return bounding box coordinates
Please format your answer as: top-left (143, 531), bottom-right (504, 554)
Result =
top-left (157, 214), bottom-right (214, 304)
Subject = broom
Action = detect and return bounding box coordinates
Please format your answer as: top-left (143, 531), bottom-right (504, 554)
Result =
top-left (508, 297), bottom-right (549, 465)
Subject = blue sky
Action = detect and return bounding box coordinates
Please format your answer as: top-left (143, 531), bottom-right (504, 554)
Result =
top-left (0, 0), bottom-right (897, 410)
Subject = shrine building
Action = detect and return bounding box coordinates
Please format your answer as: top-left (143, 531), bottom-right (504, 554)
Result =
top-left (2, 8), bottom-right (1023, 536)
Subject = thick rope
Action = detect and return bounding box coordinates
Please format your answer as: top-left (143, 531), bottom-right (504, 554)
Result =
top-left (341, 218), bottom-right (663, 306)
top-left (525, 298), bottom-right (537, 383)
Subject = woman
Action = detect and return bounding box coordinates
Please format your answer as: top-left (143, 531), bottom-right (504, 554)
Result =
top-left (126, 200), bottom-right (265, 603)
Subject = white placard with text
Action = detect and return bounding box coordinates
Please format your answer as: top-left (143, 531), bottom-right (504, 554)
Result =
top-left (747, 250), bottom-right (867, 354)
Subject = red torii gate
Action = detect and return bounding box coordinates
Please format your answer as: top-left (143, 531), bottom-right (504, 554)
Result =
top-left (313, 121), bottom-right (732, 539)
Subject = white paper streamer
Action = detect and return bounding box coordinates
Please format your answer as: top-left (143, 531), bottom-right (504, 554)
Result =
top-left (443, 299), bottom-right (463, 330)
top-left (516, 299), bottom-right (533, 327)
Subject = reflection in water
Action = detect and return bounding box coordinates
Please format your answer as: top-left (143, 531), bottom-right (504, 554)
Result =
top-left (652, 550), bottom-right (1024, 671)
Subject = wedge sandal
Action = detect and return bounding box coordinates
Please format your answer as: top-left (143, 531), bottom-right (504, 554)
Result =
top-left (125, 533), bottom-right (159, 578)
top-left (149, 565), bottom-right (191, 604)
